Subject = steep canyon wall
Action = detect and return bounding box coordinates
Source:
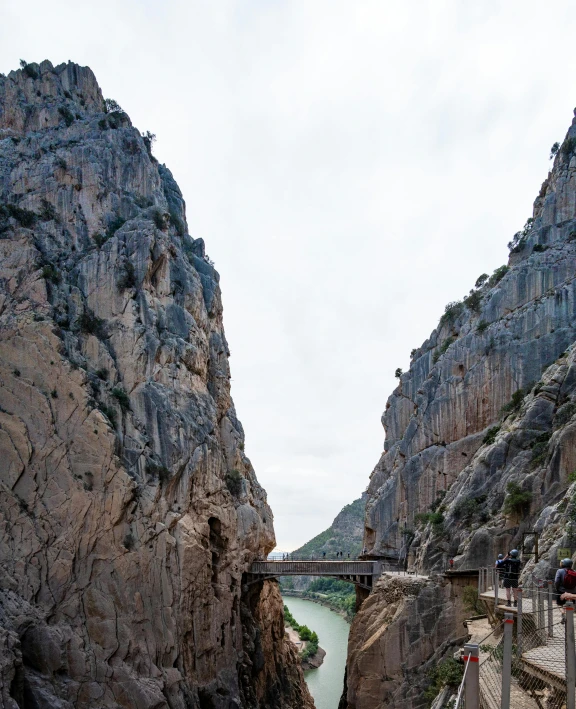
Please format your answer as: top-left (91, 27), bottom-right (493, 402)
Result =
top-left (343, 110), bottom-right (576, 708)
top-left (0, 61), bottom-right (312, 709)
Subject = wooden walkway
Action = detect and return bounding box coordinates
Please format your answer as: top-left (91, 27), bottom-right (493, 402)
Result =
top-left (479, 585), bottom-right (570, 698)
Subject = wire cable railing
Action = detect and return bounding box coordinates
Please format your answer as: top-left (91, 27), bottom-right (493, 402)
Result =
top-left (472, 570), bottom-right (576, 709)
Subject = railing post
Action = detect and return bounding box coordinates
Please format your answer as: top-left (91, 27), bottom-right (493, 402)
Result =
top-left (547, 580), bottom-right (554, 638)
top-left (501, 612), bottom-right (514, 709)
top-left (537, 580), bottom-right (545, 642)
top-left (494, 568), bottom-right (499, 611)
top-left (566, 601), bottom-right (576, 709)
top-left (516, 586), bottom-right (523, 657)
top-left (463, 643), bottom-right (480, 709)
top-left (478, 567), bottom-right (482, 594)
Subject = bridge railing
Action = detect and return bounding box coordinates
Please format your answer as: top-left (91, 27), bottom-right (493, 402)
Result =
top-left (250, 560), bottom-right (377, 576)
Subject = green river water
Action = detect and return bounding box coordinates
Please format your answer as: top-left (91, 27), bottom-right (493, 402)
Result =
top-left (282, 596), bottom-right (350, 709)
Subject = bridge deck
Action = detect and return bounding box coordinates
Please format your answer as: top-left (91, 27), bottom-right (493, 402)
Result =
top-left (250, 561), bottom-right (377, 576)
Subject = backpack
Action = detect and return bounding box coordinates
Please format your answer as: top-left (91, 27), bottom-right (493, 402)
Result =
top-left (564, 568), bottom-right (576, 590)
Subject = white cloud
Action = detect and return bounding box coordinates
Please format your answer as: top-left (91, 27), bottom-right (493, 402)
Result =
top-left (2, 0), bottom-right (576, 549)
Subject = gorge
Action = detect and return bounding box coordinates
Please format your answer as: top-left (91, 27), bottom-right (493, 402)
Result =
top-left (1, 56), bottom-right (576, 709)
top-left (339, 110), bottom-right (576, 706)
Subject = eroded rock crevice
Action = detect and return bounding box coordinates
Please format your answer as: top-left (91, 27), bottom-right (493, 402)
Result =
top-left (0, 60), bottom-right (309, 709)
top-left (343, 110), bottom-right (576, 708)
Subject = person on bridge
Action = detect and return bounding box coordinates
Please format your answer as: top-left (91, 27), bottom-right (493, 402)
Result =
top-left (502, 549), bottom-right (522, 607)
top-left (322, 551), bottom-right (326, 559)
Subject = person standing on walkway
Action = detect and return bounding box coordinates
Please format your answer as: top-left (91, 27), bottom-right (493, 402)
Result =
top-left (495, 553), bottom-right (505, 587)
top-left (502, 550), bottom-right (522, 606)
top-left (555, 558), bottom-right (576, 605)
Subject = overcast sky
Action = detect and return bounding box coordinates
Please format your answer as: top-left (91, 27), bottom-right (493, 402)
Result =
top-left (2, 1), bottom-right (576, 550)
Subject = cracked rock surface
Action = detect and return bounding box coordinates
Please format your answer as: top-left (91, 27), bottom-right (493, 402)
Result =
top-left (342, 111), bottom-right (576, 708)
top-left (0, 60), bottom-right (313, 709)
top-left (365, 109), bottom-right (576, 569)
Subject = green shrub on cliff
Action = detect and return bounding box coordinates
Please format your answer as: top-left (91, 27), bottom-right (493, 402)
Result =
top-left (439, 301), bottom-right (463, 327)
top-left (483, 425), bottom-right (500, 445)
top-left (503, 482), bottom-right (532, 516)
top-left (464, 289), bottom-right (482, 313)
top-left (562, 136), bottom-right (576, 158)
top-left (415, 511), bottom-right (444, 529)
top-left (226, 469), bottom-right (243, 496)
top-left (58, 106), bottom-right (74, 127)
top-left (488, 265), bottom-right (508, 287)
top-left (500, 389), bottom-right (525, 416)
top-left (112, 387), bottom-right (130, 412)
top-left (19, 60), bottom-right (38, 80)
top-left (424, 658), bottom-right (463, 705)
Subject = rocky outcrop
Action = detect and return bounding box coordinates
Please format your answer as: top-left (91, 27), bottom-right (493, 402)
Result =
top-left (344, 109), bottom-right (576, 708)
top-left (0, 60), bottom-right (312, 709)
top-left (365, 111), bottom-right (576, 569)
top-left (342, 575), bottom-right (468, 709)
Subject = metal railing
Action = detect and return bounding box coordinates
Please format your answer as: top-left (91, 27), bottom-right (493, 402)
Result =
top-left (472, 569), bottom-right (576, 709)
top-left (251, 560), bottom-right (377, 575)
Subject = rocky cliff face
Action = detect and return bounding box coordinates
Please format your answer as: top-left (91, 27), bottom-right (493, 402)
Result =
top-left (342, 110), bottom-right (576, 708)
top-left (341, 575), bottom-right (468, 709)
top-left (365, 112), bottom-right (576, 570)
top-left (0, 60), bottom-right (313, 709)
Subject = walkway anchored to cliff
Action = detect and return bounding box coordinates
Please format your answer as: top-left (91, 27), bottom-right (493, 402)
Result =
top-left (456, 568), bottom-right (576, 709)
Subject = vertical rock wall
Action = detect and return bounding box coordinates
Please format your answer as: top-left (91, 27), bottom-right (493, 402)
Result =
top-left (343, 110), bottom-right (576, 708)
top-left (365, 112), bottom-right (576, 566)
top-left (0, 61), bottom-right (312, 709)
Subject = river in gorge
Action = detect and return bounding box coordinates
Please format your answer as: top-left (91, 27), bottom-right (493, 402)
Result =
top-left (282, 596), bottom-right (350, 709)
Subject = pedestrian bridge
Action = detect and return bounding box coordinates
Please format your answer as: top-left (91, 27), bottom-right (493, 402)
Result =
top-left (247, 560), bottom-right (392, 591)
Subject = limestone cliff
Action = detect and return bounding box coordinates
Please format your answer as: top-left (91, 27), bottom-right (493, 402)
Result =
top-left (365, 112), bottom-right (576, 570)
top-left (0, 60), bottom-right (313, 709)
top-left (341, 575), bottom-right (468, 709)
top-left (342, 109), bottom-right (576, 708)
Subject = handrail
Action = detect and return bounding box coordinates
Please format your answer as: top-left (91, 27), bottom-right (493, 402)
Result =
top-left (251, 560), bottom-right (376, 574)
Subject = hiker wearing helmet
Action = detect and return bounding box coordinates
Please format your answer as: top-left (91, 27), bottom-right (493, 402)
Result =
top-left (502, 550), bottom-right (521, 607)
top-left (555, 558), bottom-right (576, 606)
top-left (495, 553), bottom-right (505, 587)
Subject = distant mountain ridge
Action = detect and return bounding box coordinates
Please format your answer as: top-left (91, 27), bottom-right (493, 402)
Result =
top-left (293, 493), bottom-right (367, 558)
